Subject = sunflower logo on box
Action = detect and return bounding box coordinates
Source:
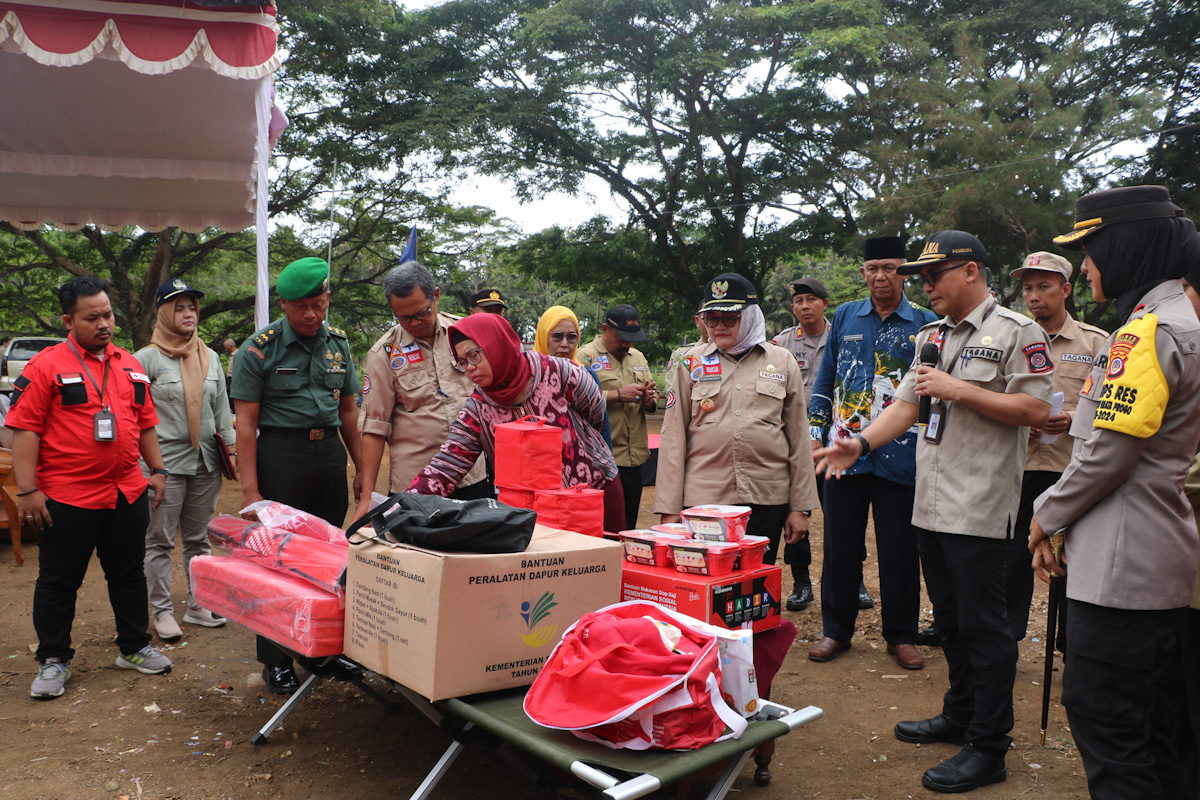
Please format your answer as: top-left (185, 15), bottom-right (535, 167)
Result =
top-left (519, 592), bottom-right (559, 648)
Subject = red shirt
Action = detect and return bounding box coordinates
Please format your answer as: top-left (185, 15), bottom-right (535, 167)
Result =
top-left (6, 334), bottom-right (159, 510)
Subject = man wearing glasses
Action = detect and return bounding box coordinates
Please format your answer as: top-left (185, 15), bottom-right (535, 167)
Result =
top-left (579, 305), bottom-right (657, 529)
top-left (353, 261), bottom-right (492, 524)
top-left (815, 231), bottom-right (1054, 793)
top-left (807, 236), bottom-right (938, 669)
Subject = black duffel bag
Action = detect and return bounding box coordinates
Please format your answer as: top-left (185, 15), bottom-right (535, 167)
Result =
top-left (344, 492), bottom-right (536, 554)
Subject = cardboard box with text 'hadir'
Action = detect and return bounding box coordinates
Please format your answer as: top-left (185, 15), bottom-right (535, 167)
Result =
top-left (344, 525), bottom-right (622, 700)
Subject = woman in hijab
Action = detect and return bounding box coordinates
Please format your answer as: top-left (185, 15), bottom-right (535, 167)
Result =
top-left (409, 313), bottom-right (624, 532)
top-left (533, 305), bottom-right (612, 448)
top-left (136, 280), bottom-right (235, 642)
top-left (1030, 186), bottom-right (1200, 800)
top-left (653, 272), bottom-right (819, 564)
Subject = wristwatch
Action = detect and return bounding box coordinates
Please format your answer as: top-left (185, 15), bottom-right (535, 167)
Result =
top-left (150, 468), bottom-right (170, 476)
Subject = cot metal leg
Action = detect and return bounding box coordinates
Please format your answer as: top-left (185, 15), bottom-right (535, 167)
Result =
top-left (250, 671), bottom-right (322, 745)
top-left (408, 723), bottom-right (474, 800)
top-left (702, 750), bottom-right (753, 800)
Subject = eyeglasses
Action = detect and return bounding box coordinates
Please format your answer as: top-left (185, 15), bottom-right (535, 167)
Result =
top-left (909, 262), bottom-right (966, 289)
top-left (395, 304), bottom-right (434, 325)
top-left (549, 332), bottom-right (579, 344)
top-left (457, 347), bottom-right (485, 367)
top-left (702, 313), bottom-right (742, 329)
top-left (863, 264), bottom-right (899, 276)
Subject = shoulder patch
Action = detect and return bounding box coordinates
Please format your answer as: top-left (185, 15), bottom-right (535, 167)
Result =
top-left (1093, 314), bottom-right (1168, 438)
top-left (247, 345), bottom-right (266, 360)
top-left (1022, 342), bottom-right (1054, 374)
top-left (665, 388), bottom-right (676, 409)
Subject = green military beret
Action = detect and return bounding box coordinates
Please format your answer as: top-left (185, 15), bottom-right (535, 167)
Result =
top-left (277, 257), bottom-right (330, 300)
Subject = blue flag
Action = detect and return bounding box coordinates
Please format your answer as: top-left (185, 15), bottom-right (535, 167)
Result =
top-left (399, 225), bottom-right (417, 263)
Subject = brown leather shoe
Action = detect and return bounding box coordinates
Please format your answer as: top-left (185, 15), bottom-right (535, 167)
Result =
top-left (888, 643), bottom-right (926, 670)
top-left (809, 636), bottom-right (851, 662)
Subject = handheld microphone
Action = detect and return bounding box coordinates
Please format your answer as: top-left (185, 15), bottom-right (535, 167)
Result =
top-left (917, 342), bottom-right (940, 427)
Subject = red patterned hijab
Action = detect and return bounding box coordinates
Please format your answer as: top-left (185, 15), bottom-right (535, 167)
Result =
top-left (449, 313), bottom-right (532, 406)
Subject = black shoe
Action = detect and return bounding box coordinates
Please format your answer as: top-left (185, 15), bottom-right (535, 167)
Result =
top-left (858, 582), bottom-right (874, 609)
top-left (786, 580), bottom-right (813, 611)
top-left (262, 665), bottom-right (300, 695)
top-left (921, 746), bottom-right (1006, 793)
top-left (917, 622), bottom-right (946, 647)
top-left (895, 714), bottom-right (969, 745)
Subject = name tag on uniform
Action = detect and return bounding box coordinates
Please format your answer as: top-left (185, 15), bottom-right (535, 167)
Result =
top-left (94, 407), bottom-right (116, 442)
top-left (1061, 352), bottom-right (1093, 364)
top-left (961, 347), bottom-right (1002, 363)
top-left (844, 334), bottom-right (863, 342)
top-left (402, 341), bottom-right (423, 364)
top-left (276, 367), bottom-right (298, 375)
top-left (633, 365), bottom-right (647, 371)
top-left (759, 371), bottom-right (785, 382)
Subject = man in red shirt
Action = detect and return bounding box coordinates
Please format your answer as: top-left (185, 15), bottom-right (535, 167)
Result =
top-left (9, 277), bottom-right (174, 700)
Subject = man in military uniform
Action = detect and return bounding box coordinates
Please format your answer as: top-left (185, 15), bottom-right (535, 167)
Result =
top-left (578, 305), bottom-right (657, 530)
top-left (817, 231), bottom-right (1054, 793)
top-left (770, 277), bottom-right (853, 612)
top-left (230, 257), bottom-right (362, 695)
top-left (1005, 252), bottom-right (1107, 643)
top-left (468, 288), bottom-right (507, 316)
top-left (807, 236), bottom-right (938, 669)
top-left (352, 261), bottom-right (490, 522)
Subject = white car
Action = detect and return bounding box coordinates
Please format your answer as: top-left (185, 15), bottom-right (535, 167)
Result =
top-left (0, 337), bottom-right (65, 394)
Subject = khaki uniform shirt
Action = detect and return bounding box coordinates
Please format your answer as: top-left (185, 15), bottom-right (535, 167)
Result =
top-left (358, 313), bottom-right (486, 492)
top-left (230, 318), bottom-right (357, 429)
top-left (771, 321), bottom-right (829, 403)
top-left (1036, 281), bottom-right (1200, 609)
top-left (1024, 315), bottom-right (1108, 473)
top-left (577, 338), bottom-right (651, 468)
top-left (895, 297), bottom-right (1054, 539)
top-left (653, 341), bottom-right (819, 515)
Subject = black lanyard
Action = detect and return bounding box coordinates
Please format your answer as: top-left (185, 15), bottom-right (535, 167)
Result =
top-left (67, 340), bottom-right (111, 409)
top-left (937, 299), bottom-right (996, 377)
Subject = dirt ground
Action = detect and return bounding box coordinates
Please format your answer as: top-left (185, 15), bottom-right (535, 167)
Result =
top-left (0, 420), bottom-right (1090, 799)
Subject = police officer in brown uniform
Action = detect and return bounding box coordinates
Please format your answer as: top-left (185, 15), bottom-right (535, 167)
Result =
top-left (1031, 186), bottom-right (1200, 800)
top-left (817, 231), bottom-right (1054, 793)
top-left (352, 262), bottom-right (490, 522)
top-left (1005, 252), bottom-right (1107, 642)
top-left (656, 273), bottom-right (818, 563)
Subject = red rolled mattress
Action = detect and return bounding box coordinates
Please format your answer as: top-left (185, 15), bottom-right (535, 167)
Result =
top-left (191, 555), bottom-right (345, 657)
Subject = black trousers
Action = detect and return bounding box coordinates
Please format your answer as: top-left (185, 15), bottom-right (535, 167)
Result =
top-left (1178, 607), bottom-right (1200, 800)
top-left (617, 464), bottom-right (644, 530)
top-left (820, 474), bottom-right (919, 644)
top-left (1064, 600), bottom-right (1184, 800)
top-left (34, 490), bottom-right (151, 662)
top-left (1006, 470), bottom-right (1061, 641)
top-left (918, 527), bottom-right (1016, 756)
top-left (748, 503), bottom-right (791, 567)
top-left (255, 431), bottom-right (349, 668)
top-left (783, 473), bottom-right (821, 582)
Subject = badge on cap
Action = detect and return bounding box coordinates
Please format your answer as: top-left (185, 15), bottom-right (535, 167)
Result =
top-left (711, 280), bottom-right (729, 299)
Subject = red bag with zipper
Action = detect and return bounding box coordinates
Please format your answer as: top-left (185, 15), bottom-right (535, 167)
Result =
top-left (494, 415), bottom-right (562, 490)
top-left (523, 601), bottom-right (747, 750)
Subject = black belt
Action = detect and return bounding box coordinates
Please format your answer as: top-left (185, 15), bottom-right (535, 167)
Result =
top-left (259, 426), bottom-right (338, 441)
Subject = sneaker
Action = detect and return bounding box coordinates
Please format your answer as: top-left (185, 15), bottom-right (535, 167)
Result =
top-left (30, 659), bottom-right (72, 700)
top-left (116, 645), bottom-right (173, 675)
top-left (183, 608), bottom-right (227, 628)
top-left (154, 611), bottom-right (183, 641)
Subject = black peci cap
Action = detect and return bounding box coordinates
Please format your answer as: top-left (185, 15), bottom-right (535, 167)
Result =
top-left (864, 236), bottom-right (906, 261)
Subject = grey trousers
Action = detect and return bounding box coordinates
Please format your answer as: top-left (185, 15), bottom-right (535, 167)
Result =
top-left (144, 457), bottom-right (223, 617)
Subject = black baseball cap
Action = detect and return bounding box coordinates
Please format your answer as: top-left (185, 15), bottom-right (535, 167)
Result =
top-left (155, 278), bottom-right (205, 309)
top-left (469, 288), bottom-right (507, 310)
top-left (604, 304), bottom-right (647, 342)
top-left (1053, 185), bottom-right (1186, 249)
top-left (700, 272), bottom-right (759, 313)
top-left (864, 235), bottom-right (906, 261)
top-left (899, 230), bottom-right (989, 275)
top-left (790, 277), bottom-right (829, 299)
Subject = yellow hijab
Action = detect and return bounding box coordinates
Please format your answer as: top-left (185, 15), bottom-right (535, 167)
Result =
top-left (148, 296), bottom-right (210, 450)
top-left (534, 306), bottom-right (581, 363)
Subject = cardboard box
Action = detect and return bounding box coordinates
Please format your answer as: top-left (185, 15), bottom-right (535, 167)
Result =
top-left (620, 561), bottom-right (782, 633)
top-left (344, 525), bottom-right (623, 700)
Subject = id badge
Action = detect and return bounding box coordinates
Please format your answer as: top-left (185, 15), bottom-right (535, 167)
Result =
top-left (924, 403), bottom-right (946, 444)
top-left (94, 407), bottom-right (117, 442)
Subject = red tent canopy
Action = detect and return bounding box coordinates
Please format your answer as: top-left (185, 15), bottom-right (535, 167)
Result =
top-left (1, 0), bottom-right (282, 323)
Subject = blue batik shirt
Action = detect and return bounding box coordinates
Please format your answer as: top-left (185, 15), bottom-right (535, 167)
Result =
top-left (809, 297), bottom-right (939, 485)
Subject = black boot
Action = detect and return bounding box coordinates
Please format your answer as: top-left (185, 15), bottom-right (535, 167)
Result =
top-left (787, 578), bottom-right (813, 611)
